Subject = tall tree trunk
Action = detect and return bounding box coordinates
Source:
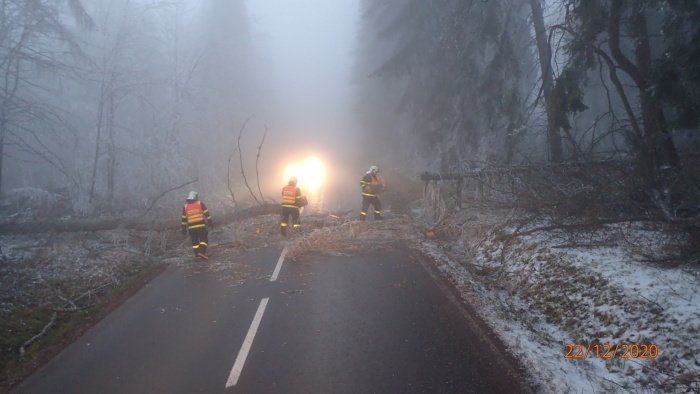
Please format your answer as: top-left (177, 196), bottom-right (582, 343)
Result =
top-left (0, 57), bottom-right (21, 196)
top-left (608, 0), bottom-right (679, 171)
top-left (106, 92), bottom-right (116, 202)
top-left (0, 120), bottom-right (5, 195)
top-left (89, 67), bottom-right (107, 204)
top-left (628, 3), bottom-right (679, 169)
top-left (529, 0), bottom-right (564, 162)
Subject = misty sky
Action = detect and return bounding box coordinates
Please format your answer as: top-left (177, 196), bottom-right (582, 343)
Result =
top-left (247, 0), bottom-right (359, 125)
top-left (245, 0), bottom-right (362, 208)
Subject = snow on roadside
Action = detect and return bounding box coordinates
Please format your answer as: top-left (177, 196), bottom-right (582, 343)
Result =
top-left (417, 219), bottom-right (700, 393)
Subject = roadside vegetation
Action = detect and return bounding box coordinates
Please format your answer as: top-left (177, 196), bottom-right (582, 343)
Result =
top-left (0, 201), bottom-right (277, 392)
top-left (414, 167), bottom-right (699, 392)
top-left (0, 229), bottom-right (169, 391)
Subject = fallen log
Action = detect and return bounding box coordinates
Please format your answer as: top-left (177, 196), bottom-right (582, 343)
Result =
top-left (0, 203), bottom-right (280, 235)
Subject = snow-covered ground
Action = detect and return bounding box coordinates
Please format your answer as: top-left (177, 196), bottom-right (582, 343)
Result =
top-left (3, 208), bottom-right (697, 392)
top-left (418, 214), bottom-right (700, 393)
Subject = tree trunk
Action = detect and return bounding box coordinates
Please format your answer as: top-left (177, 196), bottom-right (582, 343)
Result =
top-left (89, 70), bottom-right (107, 204)
top-left (628, 4), bottom-right (679, 169)
top-left (0, 57), bottom-right (21, 196)
top-left (608, 0), bottom-right (679, 171)
top-left (529, 0), bottom-right (564, 162)
top-left (0, 120), bottom-right (4, 195)
top-left (106, 92), bottom-right (116, 202)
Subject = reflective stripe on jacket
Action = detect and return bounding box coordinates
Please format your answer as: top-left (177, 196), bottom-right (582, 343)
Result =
top-left (282, 185), bottom-right (300, 208)
top-left (183, 201), bottom-right (207, 228)
top-left (361, 174), bottom-right (382, 197)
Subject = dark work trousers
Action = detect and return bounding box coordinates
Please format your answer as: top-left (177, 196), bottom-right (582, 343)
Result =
top-left (280, 206), bottom-right (300, 235)
top-left (188, 227), bottom-right (209, 256)
top-left (360, 195), bottom-right (382, 220)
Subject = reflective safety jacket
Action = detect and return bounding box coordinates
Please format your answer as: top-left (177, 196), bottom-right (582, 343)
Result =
top-left (281, 185), bottom-right (302, 208)
top-left (360, 174), bottom-right (383, 197)
top-left (181, 200), bottom-right (211, 230)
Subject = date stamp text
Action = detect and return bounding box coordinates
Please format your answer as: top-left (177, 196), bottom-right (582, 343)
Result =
top-left (564, 343), bottom-right (659, 359)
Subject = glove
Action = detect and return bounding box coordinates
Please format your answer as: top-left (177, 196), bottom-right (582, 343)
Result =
top-left (207, 219), bottom-right (213, 229)
top-left (181, 228), bottom-right (187, 236)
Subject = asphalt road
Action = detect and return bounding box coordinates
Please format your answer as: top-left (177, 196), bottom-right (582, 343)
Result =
top-left (15, 245), bottom-right (529, 393)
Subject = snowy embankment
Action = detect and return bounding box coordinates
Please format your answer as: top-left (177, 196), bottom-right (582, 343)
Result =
top-left (0, 210), bottom-right (281, 391)
top-left (419, 210), bottom-right (699, 393)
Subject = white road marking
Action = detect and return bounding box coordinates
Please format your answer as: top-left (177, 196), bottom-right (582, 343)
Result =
top-left (225, 247), bottom-right (286, 386)
top-left (270, 247), bottom-right (287, 282)
top-left (225, 297), bottom-right (269, 388)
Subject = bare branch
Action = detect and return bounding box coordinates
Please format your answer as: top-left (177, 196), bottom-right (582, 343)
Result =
top-left (19, 312), bottom-right (57, 358)
top-left (236, 114), bottom-right (261, 205)
top-left (143, 177), bottom-right (198, 216)
top-left (227, 146), bottom-right (238, 207)
top-left (255, 125), bottom-right (267, 203)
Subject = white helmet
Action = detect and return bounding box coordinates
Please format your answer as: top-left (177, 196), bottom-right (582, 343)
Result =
top-left (289, 176), bottom-right (298, 185)
top-left (368, 165), bottom-right (379, 174)
top-left (187, 190), bottom-right (199, 201)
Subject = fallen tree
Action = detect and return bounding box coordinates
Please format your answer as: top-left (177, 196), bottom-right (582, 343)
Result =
top-left (0, 203), bottom-right (280, 235)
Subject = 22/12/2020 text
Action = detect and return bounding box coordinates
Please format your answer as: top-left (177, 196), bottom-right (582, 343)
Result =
top-left (564, 343), bottom-right (659, 359)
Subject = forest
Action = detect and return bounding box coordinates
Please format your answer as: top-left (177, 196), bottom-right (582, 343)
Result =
top-left (1, 0), bottom-right (262, 218)
top-left (1, 0), bottom-right (699, 392)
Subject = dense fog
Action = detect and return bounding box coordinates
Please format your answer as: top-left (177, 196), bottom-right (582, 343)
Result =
top-left (2, 2), bottom-right (700, 392)
top-left (1, 0), bottom-right (698, 218)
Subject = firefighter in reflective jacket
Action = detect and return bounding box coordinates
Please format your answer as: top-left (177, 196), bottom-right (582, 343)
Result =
top-left (181, 190), bottom-right (212, 260)
top-left (280, 177), bottom-right (304, 236)
top-left (360, 165), bottom-right (384, 220)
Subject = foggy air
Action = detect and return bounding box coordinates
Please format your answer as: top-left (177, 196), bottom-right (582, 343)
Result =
top-left (1, 1), bottom-right (698, 393)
